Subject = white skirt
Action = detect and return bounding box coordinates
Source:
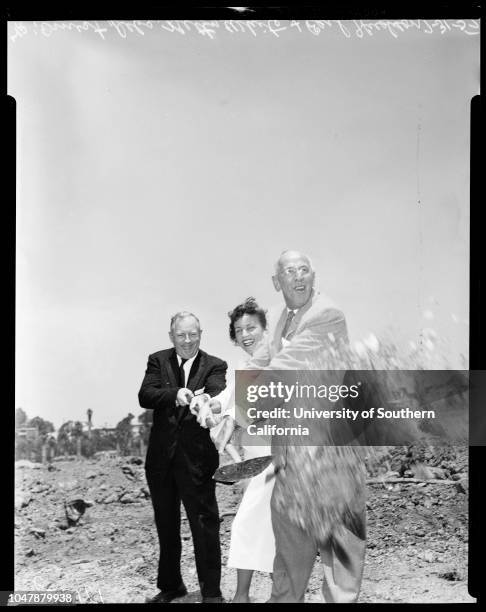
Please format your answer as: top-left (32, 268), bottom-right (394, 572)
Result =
top-left (227, 445), bottom-right (276, 573)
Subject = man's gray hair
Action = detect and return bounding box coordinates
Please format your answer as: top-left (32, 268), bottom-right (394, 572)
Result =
top-left (170, 311), bottom-right (201, 332)
top-left (274, 250), bottom-right (314, 274)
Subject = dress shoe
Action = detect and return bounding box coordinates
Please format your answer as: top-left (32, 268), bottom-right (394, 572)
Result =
top-left (201, 596), bottom-right (226, 603)
top-left (145, 585), bottom-right (187, 603)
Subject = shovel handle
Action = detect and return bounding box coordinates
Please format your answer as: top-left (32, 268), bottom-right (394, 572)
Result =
top-left (224, 443), bottom-right (242, 463)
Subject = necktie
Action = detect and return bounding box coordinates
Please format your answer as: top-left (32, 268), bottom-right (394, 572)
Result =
top-left (179, 358), bottom-right (188, 387)
top-left (281, 310), bottom-right (295, 339)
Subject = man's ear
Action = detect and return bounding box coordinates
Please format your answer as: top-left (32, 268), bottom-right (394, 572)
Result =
top-left (168, 331), bottom-right (174, 344)
top-left (272, 275), bottom-right (281, 292)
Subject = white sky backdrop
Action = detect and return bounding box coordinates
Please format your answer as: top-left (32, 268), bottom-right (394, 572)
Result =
top-left (10, 21), bottom-right (479, 427)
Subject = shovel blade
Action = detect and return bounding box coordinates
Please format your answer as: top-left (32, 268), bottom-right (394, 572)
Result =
top-left (213, 455), bottom-right (273, 483)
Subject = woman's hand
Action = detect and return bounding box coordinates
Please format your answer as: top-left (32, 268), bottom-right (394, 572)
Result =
top-left (224, 443), bottom-right (242, 463)
top-left (208, 398), bottom-right (222, 414)
top-left (210, 415), bottom-right (236, 452)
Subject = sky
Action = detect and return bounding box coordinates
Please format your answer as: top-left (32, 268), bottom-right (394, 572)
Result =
top-left (9, 19), bottom-right (479, 428)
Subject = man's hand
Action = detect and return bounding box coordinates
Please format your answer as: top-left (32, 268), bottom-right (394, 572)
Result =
top-left (176, 388), bottom-right (194, 407)
top-left (189, 393), bottom-right (210, 416)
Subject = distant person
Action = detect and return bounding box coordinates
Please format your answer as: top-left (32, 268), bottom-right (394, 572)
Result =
top-left (138, 312), bottom-right (227, 604)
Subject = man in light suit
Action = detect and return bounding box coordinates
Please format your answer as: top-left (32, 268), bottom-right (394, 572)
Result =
top-left (138, 312), bottom-right (227, 604)
top-left (246, 250), bottom-right (366, 603)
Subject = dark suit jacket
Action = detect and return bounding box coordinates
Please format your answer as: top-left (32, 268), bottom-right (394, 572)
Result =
top-left (138, 348), bottom-right (227, 479)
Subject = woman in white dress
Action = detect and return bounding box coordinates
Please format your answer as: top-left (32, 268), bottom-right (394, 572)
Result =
top-left (199, 298), bottom-right (276, 603)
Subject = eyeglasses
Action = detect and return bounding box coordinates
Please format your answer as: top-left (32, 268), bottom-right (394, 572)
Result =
top-left (174, 332), bottom-right (200, 341)
top-left (280, 266), bottom-right (311, 278)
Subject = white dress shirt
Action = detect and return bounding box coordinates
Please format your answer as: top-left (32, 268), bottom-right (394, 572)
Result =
top-left (176, 352), bottom-right (198, 387)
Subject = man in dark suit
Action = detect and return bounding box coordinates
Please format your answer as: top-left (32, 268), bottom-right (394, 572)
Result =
top-left (138, 311), bottom-right (228, 604)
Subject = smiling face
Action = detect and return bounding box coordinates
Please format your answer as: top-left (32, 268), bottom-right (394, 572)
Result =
top-left (233, 313), bottom-right (265, 356)
top-left (169, 315), bottom-right (201, 360)
top-left (273, 251), bottom-right (315, 310)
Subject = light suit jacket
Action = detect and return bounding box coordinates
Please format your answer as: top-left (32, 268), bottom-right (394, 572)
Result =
top-left (247, 290), bottom-right (349, 372)
top-left (245, 292), bottom-right (366, 542)
top-left (244, 289), bottom-right (350, 452)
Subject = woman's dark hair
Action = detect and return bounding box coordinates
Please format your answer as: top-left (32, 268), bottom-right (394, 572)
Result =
top-left (228, 297), bottom-right (267, 343)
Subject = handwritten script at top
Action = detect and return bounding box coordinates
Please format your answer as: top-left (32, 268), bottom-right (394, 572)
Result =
top-left (9, 19), bottom-right (480, 42)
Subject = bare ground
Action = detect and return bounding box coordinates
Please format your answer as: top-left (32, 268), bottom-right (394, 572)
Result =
top-left (14, 452), bottom-right (475, 604)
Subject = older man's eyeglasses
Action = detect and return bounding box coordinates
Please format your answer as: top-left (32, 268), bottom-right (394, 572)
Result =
top-left (280, 266), bottom-right (311, 278)
top-left (175, 332), bottom-right (200, 341)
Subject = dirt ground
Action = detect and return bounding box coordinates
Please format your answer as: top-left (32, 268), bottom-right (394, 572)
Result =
top-left (14, 450), bottom-right (475, 604)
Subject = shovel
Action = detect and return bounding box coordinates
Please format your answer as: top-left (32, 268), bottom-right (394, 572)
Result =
top-left (199, 402), bottom-right (274, 483)
top-left (213, 443), bottom-right (273, 483)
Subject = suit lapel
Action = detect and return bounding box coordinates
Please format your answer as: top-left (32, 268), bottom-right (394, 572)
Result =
top-left (166, 349), bottom-right (179, 387)
top-left (287, 293), bottom-right (315, 339)
top-left (187, 351), bottom-right (205, 392)
top-left (272, 309), bottom-right (288, 355)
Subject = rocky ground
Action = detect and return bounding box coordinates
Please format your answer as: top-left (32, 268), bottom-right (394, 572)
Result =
top-left (14, 448), bottom-right (474, 604)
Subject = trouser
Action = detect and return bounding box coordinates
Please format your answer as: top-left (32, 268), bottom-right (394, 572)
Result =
top-left (269, 493), bottom-right (366, 603)
top-left (145, 447), bottom-right (222, 598)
